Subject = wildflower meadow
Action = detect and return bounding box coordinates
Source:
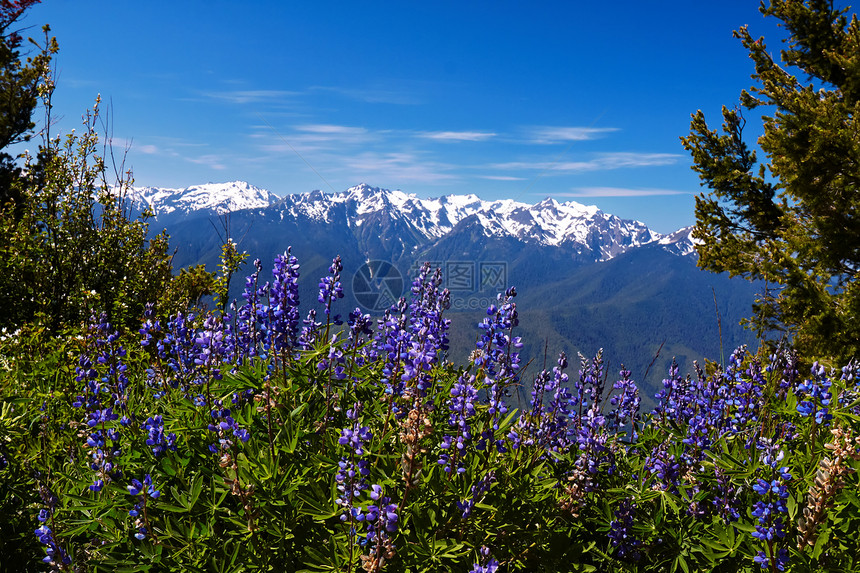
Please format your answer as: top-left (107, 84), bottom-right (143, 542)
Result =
top-left (2, 251), bottom-right (859, 572)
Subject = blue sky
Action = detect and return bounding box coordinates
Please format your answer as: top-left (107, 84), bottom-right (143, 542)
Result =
top-left (24, 1), bottom-right (787, 233)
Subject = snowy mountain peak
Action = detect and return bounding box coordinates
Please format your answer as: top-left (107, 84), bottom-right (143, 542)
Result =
top-left (138, 181), bottom-right (695, 262)
top-left (346, 183), bottom-right (386, 197)
top-left (658, 225), bottom-right (699, 257)
top-left (536, 196), bottom-right (559, 209)
top-left (131, 180), bottom-right (277, 219)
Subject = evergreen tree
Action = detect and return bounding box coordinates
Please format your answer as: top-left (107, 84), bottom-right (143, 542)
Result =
top-left (681, 0), bottom-right (860, 364)
top-left (0, 1), bottom-right (53, 219)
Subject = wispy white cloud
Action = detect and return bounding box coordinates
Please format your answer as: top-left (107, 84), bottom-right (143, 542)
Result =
top-left (200, 89), bottom-right (299, 104)
top-left (256, 123), bottom-right (375, 154)
top-left (136, 144), bottom-right (159, 155)
top-left (525, 126), bottom-right (619, 144)
top-left (142, 136), bottom-right (210, 149)
top-left (478, 175), bottom-right (526, 181)
top-left (559, 187), bottom-right (692, 197)
top-left (490, 152), bottom-right (682, 173)
top-left (595, 152), bottom-right (681, 168)
top-left (295, 124), bottom-right (369, 135)
top-left (126, 137), bottom-right (216, 161)
top-left (344, 151), bottom-right (456, 183)
top-left (309, 85), bottom-right (422, 105)
top-left (186, 154), bottom-right (228, 170)
top-left (420, 130), bottom-right (497, 142)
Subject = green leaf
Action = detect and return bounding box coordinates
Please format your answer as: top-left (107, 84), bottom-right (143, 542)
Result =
top-left (698, 537), bottom-right (729, 552)
top-left (156, 503), bottom-right (190, 513)
top-left (297, 492), bottom-right (338, 520)
top-left (812, 526), bottom-right (830, 559)
top-left (187, 472), bottom-right (204, 509)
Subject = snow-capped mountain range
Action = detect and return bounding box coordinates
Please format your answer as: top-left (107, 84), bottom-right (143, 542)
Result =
top-left (132, 181), bottom-right (696, 262)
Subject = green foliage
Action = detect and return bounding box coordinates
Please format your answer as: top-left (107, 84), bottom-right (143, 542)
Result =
top-left (0, 100), bottom-right (175, 333)
top-left (213, 239), bottom-right (249, 312)
top-left (0, 2), bottom-right (55, 216)
top-left (2, 302), bottom-right (860, 572)
top-left (681, 0), bottom-right (860, 364)
top-left (159, 264), bottom-right (218, 317)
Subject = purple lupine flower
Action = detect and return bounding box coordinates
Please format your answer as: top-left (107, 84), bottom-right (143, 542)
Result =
top-left (142, 415), bottom-right (177, 457)
top-left (207, 401), bottom-right (252, 453)
top-left (34, 524), bottom-right (72, 570)
top-left (318, 337), bottom-right (347, 380)
top-left (474, 287), bottom-right (520, 453)
top-left (335, 457), bottom-right (371, 515)
top-left (608, 498), bottom-right (642, 562)
top-left (541, 353), bottom-right (575, 452)
top-left (838, 360), bottom-right (860, 415)
top-left (268, 248), bottom-right (302, 357)
top-left (146, 311), bottom-right (200, 397)
top-left (644, 445), bottom-right (682, 492)
top-left (193, 315), bottom-right (227, 379)
top-left (407, 263), bottom-right (451, 376)
top-left (750, 433), bottom-right (792, 571)
top-left (298, 308), bottom-right (321, 349)
top-left (795, 361), bottom-right (833, 425)
top-left (347, 307), bottom-right (373, 347)
top-left (84, 427), bottom-right (123, 492)
top-left (469, 546), bottom-right (500, 573)
top-left (653, 358), bottom-right (690, 427)
top-left (438, 373), bottom-right (479, 474)
top-left (138, 303), bottom-right (161, 350)
top-left (361, 485), bottom-right (399, 567)
top-left (336, 403), bottom-right (373, 523)
top-left (562, 351), bottom-right (619, 492)
top-left (339, 420), bottom-right (373, 456)
top-left (456, 471), bottom-right (495, 519)
top-left (712, 467), bottom-right (740, 523)
top-left (74, 315), bottom-right (131, 492)
top-left (127, 474), bottom-right (160, 498)
top-left (607, 366), bottom-right (640, 436)
top-left (233, 259), bottom-right (266, 362)
top-left (517, 353), bottom-right (574, 452)
top-left (34, 485), bottom-right (71, 570)
top-left (769, 345), bottom-right (799, 397)
top-left (369, 300), bottom-right (410, 401)
top-left (127, 474), bottom-right (160, 540)
top-left (730, 354), bottom-right (768, 438)
top-left (753, 548), bottom-right (789, 571)
top-left (318, 255), bottom-right (345, 324)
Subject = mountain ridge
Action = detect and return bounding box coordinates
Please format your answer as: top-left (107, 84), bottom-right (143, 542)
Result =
top-left (131, 181), bottom-right (696, 262)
